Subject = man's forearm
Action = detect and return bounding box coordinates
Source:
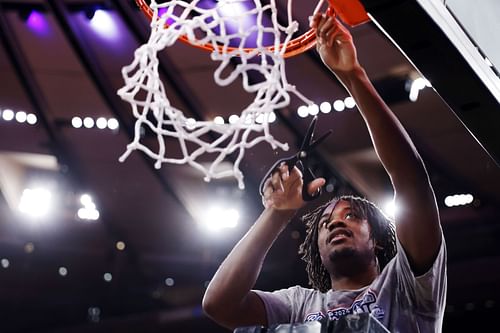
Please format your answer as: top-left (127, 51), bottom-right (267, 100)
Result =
top-left (333, 64), bottom-right (441, 273)
top-left (335, 65), bottom-right (429, 183)
top-left (202, 208), bottom-right (295, 326)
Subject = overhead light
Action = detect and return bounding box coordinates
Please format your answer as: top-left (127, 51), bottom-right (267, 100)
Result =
top-left (1, 258), bottom-right (9, 269)
top-left (77, 194), bottom-right (99, 221)
top-left (25, 10), bottom-right (50, 36)
top-left (198, 206), bottom-right (240, 231)
top-left (103, 272), bottom-right (112, 282)
top-left (297, 105), bottom-right (309, 118)
top-left (15, 111), bottom-right (27, 123)
top-left (165, 277), bottom-right (175, 286)
top-left (333, 100), bottom-right (345, 112)
top-left (116, 241), bottom-right (126, 251)
top-left (344, 96), bottom-right (356, 109)
top-left (408, 77), bottom-right (431, 102)
top-left (71, 116), bottom-right (83, 128)
top-left (382, 198), bottom-right (397, 219)
top-left (228, 114), bottom-right (239, 124)
top-left (444, 194), bottom-right (474, 207)
top-left (18, 188), bottom-right (52, 218)
top-left (26, 113), bottom-right (37, 125)
top-left (89, 9), bottom-right (119, 40)
top-left (213, 116), bottom-right (225, 125)
top-left (83, 117), bottom-right (94, 129)
top-left (320, 101), bottom-right (332, 114)
top-left (2, 109), bottom-right (14, 121)
top-left (107, 118), bottom-right (119, 130)
top-left (96, 117), bottom-right (107, 129)
top-left (58, 266), bottom-right (68, 277)
top-left (308, 104), bottom-right (319, 116)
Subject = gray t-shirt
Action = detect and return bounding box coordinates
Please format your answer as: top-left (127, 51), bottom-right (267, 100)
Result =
top-left (254, 234), bottom-right (447, 333)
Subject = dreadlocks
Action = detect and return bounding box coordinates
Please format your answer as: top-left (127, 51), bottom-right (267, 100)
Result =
top-left (298, 195), bottom-right (397, 292)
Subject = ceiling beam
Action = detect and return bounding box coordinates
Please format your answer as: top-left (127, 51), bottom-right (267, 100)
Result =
top-left (46, 0), bottom-right (193, 218)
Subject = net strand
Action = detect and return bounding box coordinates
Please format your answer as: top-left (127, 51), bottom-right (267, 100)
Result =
top-left (118, 0), bottom-right (312, 189)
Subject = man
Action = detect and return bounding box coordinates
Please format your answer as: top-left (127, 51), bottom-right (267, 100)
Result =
top-left (202, 12), bottom-right (447, 333)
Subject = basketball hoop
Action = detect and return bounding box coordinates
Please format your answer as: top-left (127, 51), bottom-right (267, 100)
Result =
top-left (118, 0), bottom-right (369, 189)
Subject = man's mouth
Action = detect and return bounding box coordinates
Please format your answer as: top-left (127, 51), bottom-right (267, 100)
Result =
top-left (327, 229), bottom-right (352, 244)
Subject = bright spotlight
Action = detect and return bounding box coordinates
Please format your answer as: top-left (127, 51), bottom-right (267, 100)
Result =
top-left (308, 104), bottom-right (319, 116)
top-left (59, 266), bottom-right (68, 276)
top-left (320, 102), bottom-right (332, 114)
top-left (71, 116), bottom-right (83, 128)
top-left (228, 115), bottom-right (239, 124)
top-left (15, 111), bottom-right (27, 123)
top-left (18, 188), bottom-right (52, 218)
top-left (78, 194), bottom-right (100, 221)
top-left (444, 194), bottom-right (474, 207)
top-left (333, 100), bottom-right (345, 112)
top-left (383, 198), bottom-right (397, 219)
top-left (409, 77), bottom-right (431, 102)
top-left (83, 117), bottom-right (94, 128)
top-left (26, 113), bottom-right (38, 125)
top-left (213, 116), bottom-right (224, 125)
top-left (80, 194), bottom-right (92, 206)
top-left (344, 97), bottom-right (356, 109)
top-left (297, 105), bottom-right (309, 118)
top-left (96, 117), bottom-right (107, 129)
top-left (2, 109), bottom-right (14, 121)
top-left (89, 9), bottom-right (118, 39)
top-left (199, 206), bottom-right (240, 231)
top-left (107, 118), bottom-right (119, 130)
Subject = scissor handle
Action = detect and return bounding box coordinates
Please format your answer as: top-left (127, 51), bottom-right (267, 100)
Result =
top-left (298, 161), bottom-right (322, 201)
top-left (259, 159), bottom-right (322, 202)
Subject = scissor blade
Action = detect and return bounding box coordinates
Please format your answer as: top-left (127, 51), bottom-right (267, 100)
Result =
top-left (308, 129), bottom-right (333, 151)
top-left (299, 115), bottom-right (318, 151)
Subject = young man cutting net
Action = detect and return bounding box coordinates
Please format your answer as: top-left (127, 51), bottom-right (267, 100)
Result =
top-left (202, 13), bottom-right (447, 333)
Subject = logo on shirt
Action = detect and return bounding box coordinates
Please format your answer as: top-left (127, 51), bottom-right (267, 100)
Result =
top-left (304, 289), bottom-right (384, 322)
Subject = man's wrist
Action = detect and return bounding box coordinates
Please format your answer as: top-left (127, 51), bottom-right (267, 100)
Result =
top-left (334, 64), bottom-right (367, 89)
top-left (262, 207), bottom-right (297, 229)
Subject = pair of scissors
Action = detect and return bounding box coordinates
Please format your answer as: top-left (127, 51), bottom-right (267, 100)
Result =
top-left (259, 116), bottom-right (332, 201)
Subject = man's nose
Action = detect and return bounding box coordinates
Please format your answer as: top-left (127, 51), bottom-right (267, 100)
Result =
top-left (325, 220), bottom-right (347, 231)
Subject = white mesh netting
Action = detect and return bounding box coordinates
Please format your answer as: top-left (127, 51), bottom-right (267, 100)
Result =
top-left (118, 0), bottom-right (312, 189)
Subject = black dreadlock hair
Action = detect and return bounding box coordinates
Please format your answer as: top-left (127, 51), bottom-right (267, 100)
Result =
top-left (298, 195), bottom-right (397, 293)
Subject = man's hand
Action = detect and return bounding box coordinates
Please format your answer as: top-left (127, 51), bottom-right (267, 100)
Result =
top-left (261, 163), bottom-right (325, 210)
top-left (310, 13), bottom-right (359, 74)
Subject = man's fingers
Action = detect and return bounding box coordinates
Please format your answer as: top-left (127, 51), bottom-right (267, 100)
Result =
top-left (307, 178), bottom-right (326, 196)
top-left (279, 163), bottom-right (290, 182)
top-left (309, 12), bottom-right (323, 28)
top-left (271, 169), bottom-right (284, 193)
top-left (262, 178), bottom-right (273, 197)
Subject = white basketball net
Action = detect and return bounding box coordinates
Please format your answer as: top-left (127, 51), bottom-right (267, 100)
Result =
top-left (118, 0), bottom-right (313, 189)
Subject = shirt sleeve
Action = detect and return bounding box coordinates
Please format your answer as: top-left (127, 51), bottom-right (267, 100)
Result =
top-left (253, 286), bottom-right (303, 325)
top-left (394, 230), bottom-right (447, 317)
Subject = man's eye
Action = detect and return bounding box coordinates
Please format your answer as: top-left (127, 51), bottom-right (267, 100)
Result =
top-left (345, 212), bottom-right (356, 219)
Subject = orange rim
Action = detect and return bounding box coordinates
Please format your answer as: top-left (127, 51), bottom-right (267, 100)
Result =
top-left (134, 0), bottom-right (369, 58)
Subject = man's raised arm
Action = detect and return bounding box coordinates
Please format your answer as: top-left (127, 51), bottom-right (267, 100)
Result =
top-left (202, 165), bottom-right (324, 329)
top-left (311, 13), bottom-right (441, 274)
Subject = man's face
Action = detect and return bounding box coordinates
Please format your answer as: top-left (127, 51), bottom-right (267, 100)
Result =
top-left (317, 200), bottom-right (375, 268)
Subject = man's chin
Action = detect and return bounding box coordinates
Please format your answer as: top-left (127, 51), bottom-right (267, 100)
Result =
top-left (329, 246), bottom-right (357, 261)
